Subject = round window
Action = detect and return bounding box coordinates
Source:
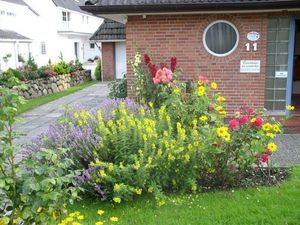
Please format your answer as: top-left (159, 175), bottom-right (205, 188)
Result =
top-left (203, 20), bottom-right (239, 57)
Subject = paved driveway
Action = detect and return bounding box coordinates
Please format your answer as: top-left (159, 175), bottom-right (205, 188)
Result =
top-left (14, 82), bottom-right (109, 145)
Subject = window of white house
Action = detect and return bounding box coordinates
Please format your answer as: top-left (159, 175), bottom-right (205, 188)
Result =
top-left (0, 10), bottom-right (5, 15)
top-left (82, 15), bottom-right (85, 23)
top-left (203, 20), bottom-right (239, 57)
top-left (62, 11), bottom-right (70, 22)
top-left (41, 42), bottom-right (46, 55)
top-left (90, 43), bottom-right (95, 49)
top-left (86, 16), bottom-right (89, 24)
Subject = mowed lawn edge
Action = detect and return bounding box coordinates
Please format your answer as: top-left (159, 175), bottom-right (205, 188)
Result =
top-left (67, 166), bottom-right (300, 225)
top-left (18, 80), bottom-right (99, 114)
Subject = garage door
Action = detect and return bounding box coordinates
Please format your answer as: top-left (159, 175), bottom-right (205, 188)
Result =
top-left (115, 42), bottom-right (127, 79)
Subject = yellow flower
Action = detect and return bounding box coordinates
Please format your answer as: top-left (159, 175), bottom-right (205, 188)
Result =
top-left (36, 207), bottom-right (42, 213)
top-left (262, 123), bottom-right (272, 131)
top-left (211, 82), bottom-right (218, 90)
top-left (266, 133), bottom-right (275, 138)
top-left (66, 217), bottom-right (74, 222)
top-left (95, 221), bottom-right (104, 225)
top-left (148, 102), bottom-right (153, 108)
top-left (197, 86), bottom-right (206, 96)
top-left (108, 163), bottom-right (114, 172)
top-left (273, 124), bottom-right (281, 133)
top-left (217, 127), bottom-right (228, 137)
top-left (133, 161), bottom-right (140, 170)
top-left (191, 184), bottom-right (197, 192)
top-left (217, 96), bottom-right (226, 102)
top-left (99, 170), bottom-right (106, 177)
top-left (110, 217), bottom-right (119, 222)
top-left (184, 154), bottom-right (190, 162)
top-left (224, 133), bottom-right (231, 142)
top-left (250, 118), bottom-right (256, 123)
top-left (215, 105), bottom-right (223, 111)
top-left (286, 105), bottom-right (295, 111)
top-left (173, 87), bottom-right (181, 95)
top-left (113, 197), bottom-right (121, 203)
top-left (267, 143), bottom-right (277, 152)
top-left (200, 115), bottom-right (208, 122)
top-left (77, 215), bottom-right (84, 220)
top-left (72, 222), bottom-right (82, 225)
top-left (97, 210), bottom-right (105, 216)
top-left (135, 188), bottom-right (142, 195)
top-left (158, 200), bottom-right (165, 207)
top-left (168, 154), bottom-right (175, 161)
top-left (113, 184), bottom-right (120, 192)
top-left (219, 110), bottom-right (227, 116)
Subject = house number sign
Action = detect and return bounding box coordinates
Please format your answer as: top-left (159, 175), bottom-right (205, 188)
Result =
top-left (245, 31), bottom-right (260, 52)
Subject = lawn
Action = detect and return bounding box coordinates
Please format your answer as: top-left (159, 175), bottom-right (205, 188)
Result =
top-left (69, 167), bottom-right (300, 225)
top-left (17, 80), bottom-right (98, 114)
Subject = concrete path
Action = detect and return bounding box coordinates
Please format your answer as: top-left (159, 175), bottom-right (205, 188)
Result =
top-left (14, 82), bottom-right (109, 145)
top-left (272, 134), bottom-right (300, 167)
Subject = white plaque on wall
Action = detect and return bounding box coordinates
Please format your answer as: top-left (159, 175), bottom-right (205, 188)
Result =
top-left (275, 71), bottom-right (288, 78)
top-left (247, 31), bottom-right (260, 41)
top-left (240, 60), bottom-right (261, 73)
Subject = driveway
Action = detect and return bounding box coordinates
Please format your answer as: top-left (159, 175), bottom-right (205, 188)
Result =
top-left (14, 82), bottom-right (109, 145)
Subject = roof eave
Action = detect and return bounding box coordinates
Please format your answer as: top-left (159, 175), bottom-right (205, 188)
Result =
top-left (80, 2), bottom-right (300, 14)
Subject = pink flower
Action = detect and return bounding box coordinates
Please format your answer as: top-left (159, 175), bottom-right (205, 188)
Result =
top-left (229, 119), bottom-right (239, 130)
top-left (238, 115), bottom-right (249, 125)
top-left (153, 67), bottom-right (173, 85)
top-left (198, 76), bottom-right (209, 84)
top-left (247, 107), bottom-right (254, 115)
top-left (253, 116), bottom-right (263, 127)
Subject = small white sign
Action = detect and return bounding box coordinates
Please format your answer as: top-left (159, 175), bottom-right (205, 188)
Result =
top-left (240, 60), bottom-right (261, 73)
top-left (275, 71), bottom-right (288, 78)
top-left (247, 31), bottom-right (260, 41)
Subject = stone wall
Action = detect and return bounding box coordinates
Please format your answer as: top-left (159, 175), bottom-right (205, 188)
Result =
top-left (19, 70), bottom-right (91, 99)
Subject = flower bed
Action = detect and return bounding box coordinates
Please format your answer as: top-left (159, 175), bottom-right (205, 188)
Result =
top-left (18, 70), bottom-right (91, 99)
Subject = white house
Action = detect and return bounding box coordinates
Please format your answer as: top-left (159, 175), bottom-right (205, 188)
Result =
top-left (0, 0), bottom-right (103, 71)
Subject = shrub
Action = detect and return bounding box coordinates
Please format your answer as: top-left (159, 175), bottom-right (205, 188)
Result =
top-left (108, 76), bottom-right (127, 98)
top-left (94, 60), bottom-right (101, 81)
top-left (0, 81), bottom-right (81, 224)
top-left (54, 60), bottom-right (71, 75)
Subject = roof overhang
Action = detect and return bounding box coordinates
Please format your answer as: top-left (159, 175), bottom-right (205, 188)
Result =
top-left (0, 39), bottom-right (32, 43)
top-left (81, 2), bottom-right (300, 15)
top-left (57, 31), bottom-right (92, 36)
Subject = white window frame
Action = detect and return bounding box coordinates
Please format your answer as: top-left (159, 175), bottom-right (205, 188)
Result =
top-left (203, 20), bottom-right (239, 57)
top-left (41, 41), bottom-right (46, 55)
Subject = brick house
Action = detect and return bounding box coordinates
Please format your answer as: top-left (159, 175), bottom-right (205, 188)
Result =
top-left (82, 0), bottom-right (300, 115)
top-left (90, 19), bottom-right (126, 81)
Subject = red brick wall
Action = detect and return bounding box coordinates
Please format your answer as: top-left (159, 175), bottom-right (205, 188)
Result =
top-left (102, 42), bottom-right (115, 81)
top-left (126, 14), bottom-right (269, 113)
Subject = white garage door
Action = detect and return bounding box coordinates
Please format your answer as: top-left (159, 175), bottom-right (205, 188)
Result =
top-left (115, 42), bottom-right (127, 79)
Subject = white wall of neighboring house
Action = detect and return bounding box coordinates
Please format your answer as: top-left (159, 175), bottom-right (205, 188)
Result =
top-left (0, 0), bottom-right (103, 71)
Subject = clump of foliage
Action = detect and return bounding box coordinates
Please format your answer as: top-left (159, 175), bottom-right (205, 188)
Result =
top-left (108, 76), bottom-right (127, 99)
top-left (0, 78), bottom-right (81, 224)
top-left (23, 51), bottom-right (292, 207)
top-left (94, 60), bottom-right (101, 81)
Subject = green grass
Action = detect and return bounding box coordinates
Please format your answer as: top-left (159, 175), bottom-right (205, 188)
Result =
top-left (69, 167), bottom-right (300, 225)
top-left (18, 81), bottom-right (98, 114)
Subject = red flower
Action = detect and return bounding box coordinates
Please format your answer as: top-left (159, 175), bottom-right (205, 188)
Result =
top-left (253, 116), bottom-right (263, 127)
top-left (170, 57), bottom-right (177, 72)
top-left (238, 115), bottom-right (249, 125)
top-left (144, 54), bottom-right (151, 65)
top-left (160, 63), bottom-right (167, 69)
top-left (148, 63), bottom-right (157, 78)
top-left (261, 154), bottom-right (269, 163)
top-left (229, 119), bottom-right (239, 130)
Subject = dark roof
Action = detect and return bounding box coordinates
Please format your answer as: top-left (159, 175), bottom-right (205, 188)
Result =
top-left (90, 19), bottom-right (125, 41)
top-left (1, 0), bottom-right (27, 6)
top-left (52, 0), bottom-right (91, 14)
top-left (82, 0), bottom-right (300, 14)
top-left (0, 29), bottom-right (31, 40)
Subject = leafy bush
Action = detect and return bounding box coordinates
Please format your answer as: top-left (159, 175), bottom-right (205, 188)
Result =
top-left (54, 60), bottom-right (71, 75)
top-left (95, 60), bottom-right (101, 81)
top-left (108, 76), bottom-right (127, 98)
top-left (0, 80), bottom-right (81, 224)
